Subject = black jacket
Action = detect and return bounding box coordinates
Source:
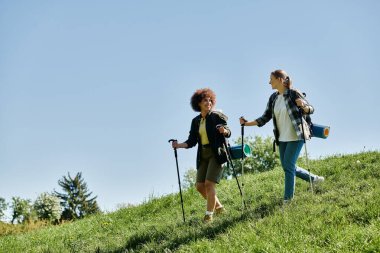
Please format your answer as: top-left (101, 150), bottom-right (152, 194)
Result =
top-left (185, 111), bottom-right (231, 169)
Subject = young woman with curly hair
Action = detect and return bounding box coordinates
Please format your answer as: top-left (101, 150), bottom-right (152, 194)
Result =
top-left (172, 88), bottom-right (231, 222)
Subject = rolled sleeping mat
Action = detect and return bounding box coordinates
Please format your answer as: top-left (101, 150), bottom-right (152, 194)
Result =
top-left (312, 124), bottom-right (330, 139)
top-left (229, 144), bottom-right (252, 160)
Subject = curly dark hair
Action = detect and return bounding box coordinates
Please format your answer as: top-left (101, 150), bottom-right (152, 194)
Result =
top-left (190, 88), bottom-right (216, 112)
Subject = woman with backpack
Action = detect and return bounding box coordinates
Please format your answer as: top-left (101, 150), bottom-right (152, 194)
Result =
top-left (239, 70), bottom-right (324, 203)
top-left (172, 88), bottom-right (231, 222)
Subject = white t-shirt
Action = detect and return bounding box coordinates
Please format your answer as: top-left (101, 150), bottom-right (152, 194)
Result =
top-left (274, 94), bottom-right (298, 142)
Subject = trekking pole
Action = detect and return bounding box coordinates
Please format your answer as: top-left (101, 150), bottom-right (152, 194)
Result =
top-left (168, 139), bottom-right (186, 223)
top-left (240, 116), bottom-right (248, 209)
top-left (224, 141), bottom-right (246, 209)
top-left (217, 124), bottom-right (246, 209)
top-left (299, 112), bottom-right (314, 194)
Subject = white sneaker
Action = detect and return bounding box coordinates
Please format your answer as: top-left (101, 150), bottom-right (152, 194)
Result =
top-left (313, 176), bottom-right (325, 184)
top-left (203, 214), bottom-right (213, 223)
top-left (281, 199), bottom-right (292, 212)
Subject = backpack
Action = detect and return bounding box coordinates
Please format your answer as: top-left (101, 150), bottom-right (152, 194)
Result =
top-left (289, 89), bottom-right (314, 139)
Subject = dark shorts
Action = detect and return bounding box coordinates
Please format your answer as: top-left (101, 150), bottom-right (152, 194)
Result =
top-left (197, 147), bottom-right (224, 184)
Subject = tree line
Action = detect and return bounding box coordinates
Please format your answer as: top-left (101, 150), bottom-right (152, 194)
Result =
top-left (1, 135), bottom-right (278, 224)
top-left (0, 172), bottom-right (100, 224)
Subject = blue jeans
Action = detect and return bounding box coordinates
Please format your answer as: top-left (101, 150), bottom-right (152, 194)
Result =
top-left (278, 141), bottom-right (317, 200)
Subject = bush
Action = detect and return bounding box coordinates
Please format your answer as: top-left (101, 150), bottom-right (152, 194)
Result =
top-left (183, 168), bottom-right (197, 189)
top-left (34, 192), bottom-right (62, 223)
top-left (10, 197), bottom-right (32, 224)
top-left (223, 135), bottom-right (280, 179)
top-left (0, 197), bottom-right (7, 220)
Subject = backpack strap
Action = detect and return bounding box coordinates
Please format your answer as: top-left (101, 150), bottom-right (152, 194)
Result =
top-left (289, 89), bottom-right (314, 137)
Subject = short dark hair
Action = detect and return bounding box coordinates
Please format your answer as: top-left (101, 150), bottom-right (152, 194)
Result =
top-left (190, 88), bottom-right (216, 112)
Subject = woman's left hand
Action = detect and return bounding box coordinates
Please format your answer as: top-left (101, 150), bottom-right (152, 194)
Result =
top-left (295, 98), bottom-right (305, 107)
top-left (295, 98), bottom-right (310, 113)
top-left (217, 126), bottom-right (227, 135)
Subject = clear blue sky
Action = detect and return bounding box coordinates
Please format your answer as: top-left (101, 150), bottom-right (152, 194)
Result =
top-left (1, 1), bottom-right (379, 214)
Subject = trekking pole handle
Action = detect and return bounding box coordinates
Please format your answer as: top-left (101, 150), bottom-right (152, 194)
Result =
top-left (240, 116), bottom-right (248, 126)
top-left (216, 124), bottom-right (228, 135)
top-left (168, 139), bottom-right (178, 150)
top-left (168, 139), bottom-right (178, 157)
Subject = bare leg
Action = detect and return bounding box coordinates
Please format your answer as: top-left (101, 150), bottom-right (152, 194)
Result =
top-left (196, 182), bottom-right (222, 210)
top-left (205, 180), bottom-right (218, 212)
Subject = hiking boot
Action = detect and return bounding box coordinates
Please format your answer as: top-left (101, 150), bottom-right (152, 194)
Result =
top-left (203, 214), bottom-right (213, 223)
top-left (281, 199), bottom-right (292, 212)
top-left (215, 207), bottom-right (226, 216)
top-left (313, 176), bottom-right (325, 184)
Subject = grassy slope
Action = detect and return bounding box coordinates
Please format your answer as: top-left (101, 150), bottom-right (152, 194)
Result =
top-left (0, 152), bottom-right (379, 253)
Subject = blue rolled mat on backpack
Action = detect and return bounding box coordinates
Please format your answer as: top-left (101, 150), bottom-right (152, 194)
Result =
top-left (229, 144), bottom-right (252, 160)
top-left (312, 124), bottom-right (330, 139)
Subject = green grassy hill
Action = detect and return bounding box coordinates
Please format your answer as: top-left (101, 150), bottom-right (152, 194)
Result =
top-left (1, 152), bottom-right (379, 253)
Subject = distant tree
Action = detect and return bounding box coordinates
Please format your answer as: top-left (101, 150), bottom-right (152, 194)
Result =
top-left (223, 135), bottom-right (280, 179)
top-left (10, 197), bottom-right (32, 224)
top-left (34, 192), bottom-right (62, 223)
top-left (183, 168), bottom-right (197, 189)
top-left (55, 172), bottom-right (100, 220)
top-left (0, 197), bottom-right (7, 220)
